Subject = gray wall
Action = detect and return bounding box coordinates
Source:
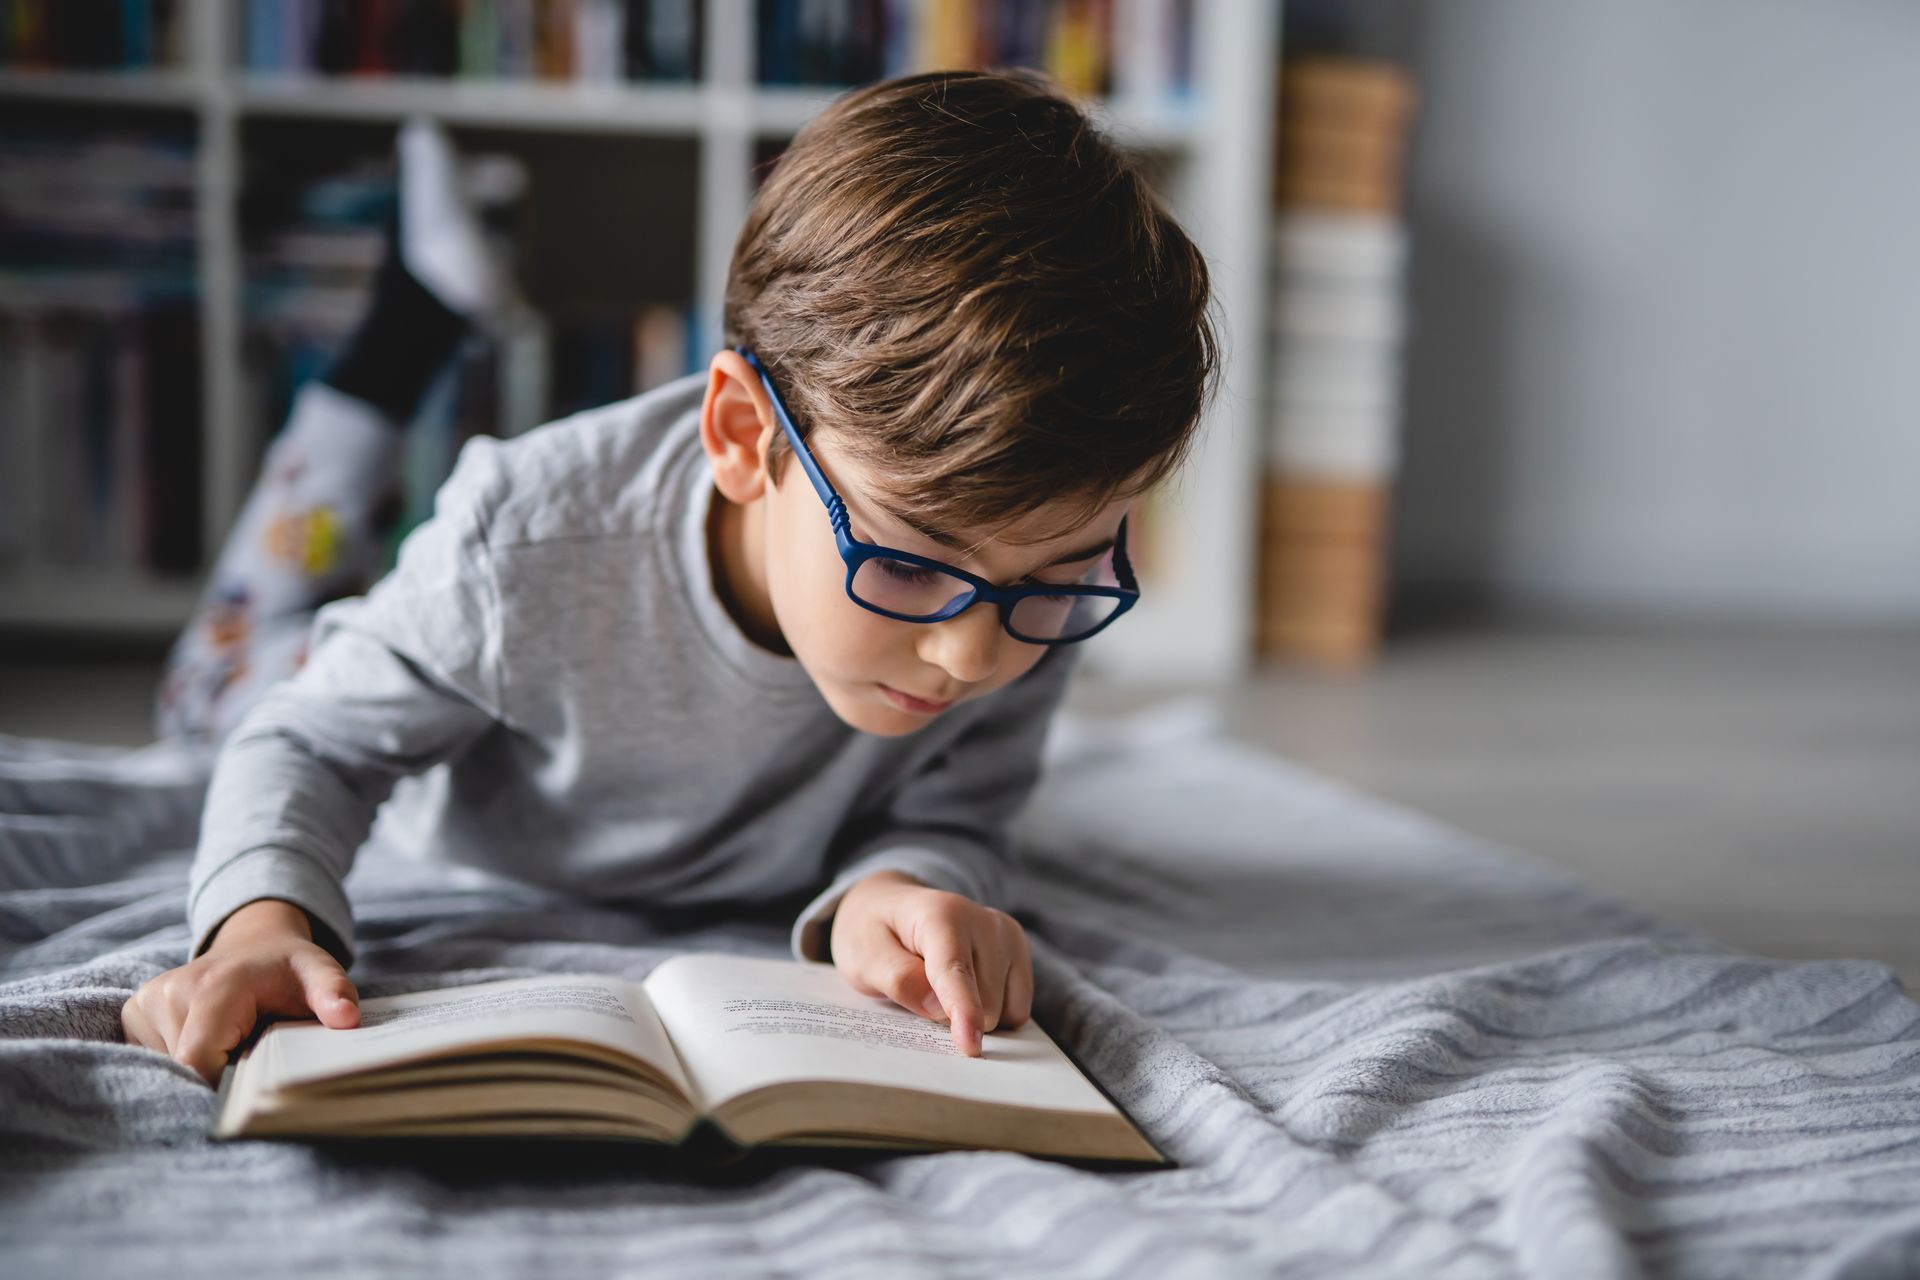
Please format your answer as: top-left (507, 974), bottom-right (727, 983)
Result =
top-left (1376, 0), bottom-right (1920, 622)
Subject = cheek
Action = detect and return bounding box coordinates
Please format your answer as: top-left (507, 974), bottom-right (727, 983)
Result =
top-left (992, 636), bottom-right (1049, 689)
top-left (764, 507), bottom-right (898, 668)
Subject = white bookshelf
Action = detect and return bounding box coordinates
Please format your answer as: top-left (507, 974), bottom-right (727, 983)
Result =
top-left (0, 0), bottom-right (1279, 683)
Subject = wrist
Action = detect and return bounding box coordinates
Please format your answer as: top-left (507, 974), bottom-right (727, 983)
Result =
top-left (827, 872), bottom-right (925, 961)
top-left (858, 870), bottom-right (924, 891)
top-left (844, 869), bottom-right (923, 909)
top-left (207, 898), bottom-right (314, 954)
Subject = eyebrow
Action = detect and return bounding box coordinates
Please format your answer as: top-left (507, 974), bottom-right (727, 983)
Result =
top-left (864, 497), bottom-right (1115, 572)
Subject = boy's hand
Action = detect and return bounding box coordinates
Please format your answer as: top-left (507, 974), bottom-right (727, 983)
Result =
top-left (120, 898), bottom-right (360, 1087)
top-left (829, 870), bottom-right (1031, 1057)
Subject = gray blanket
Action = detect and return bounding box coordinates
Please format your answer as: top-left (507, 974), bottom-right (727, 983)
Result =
top-left (3, 706), bottom-right (1917, 1279)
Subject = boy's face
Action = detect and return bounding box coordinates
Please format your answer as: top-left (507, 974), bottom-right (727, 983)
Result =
top-left (701, 352), bottom-right (1132, 738)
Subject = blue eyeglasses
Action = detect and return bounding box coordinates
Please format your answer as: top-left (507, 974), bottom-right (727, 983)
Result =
top-left (736, 347), bottom-right (1139, 646)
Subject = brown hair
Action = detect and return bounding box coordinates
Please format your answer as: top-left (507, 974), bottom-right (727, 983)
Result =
top-left (723, 69), bottom-right (1218, 549)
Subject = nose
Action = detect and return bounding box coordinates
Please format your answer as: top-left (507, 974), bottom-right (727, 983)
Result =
top-left (916, 600), bottom-right (1002, 686)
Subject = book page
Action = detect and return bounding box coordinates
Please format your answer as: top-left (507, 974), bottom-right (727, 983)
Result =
top-left (643, 953), bottom-right (1122, 1117)
top-left (259, 974), bottom-right (692, 1101)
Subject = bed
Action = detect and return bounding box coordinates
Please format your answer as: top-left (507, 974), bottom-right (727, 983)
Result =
top-left (3, 703), bottom-right (1917, 1278)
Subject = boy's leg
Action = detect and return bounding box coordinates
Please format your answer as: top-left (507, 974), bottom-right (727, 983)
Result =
top-left (154, 119), bottom-right (511, 747)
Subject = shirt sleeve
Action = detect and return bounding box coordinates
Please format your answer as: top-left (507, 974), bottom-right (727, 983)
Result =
top-left (788, 644), bottom-right (1081, 963)
top-left (185, 437), bottom-right (512, 970)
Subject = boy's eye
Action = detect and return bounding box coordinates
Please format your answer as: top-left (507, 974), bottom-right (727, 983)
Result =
top-left (1025, 559), bottom-right (1108, 592)
top-left (874, 558), bottom-right (939, 585)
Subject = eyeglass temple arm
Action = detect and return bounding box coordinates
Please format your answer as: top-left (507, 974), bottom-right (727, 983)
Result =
top-left (735, 347), bottom-right (848, 534)
top-left (741, 348), bottom-right (1141, 593)
top-left (1112, 514), bottom-right (1140, 592)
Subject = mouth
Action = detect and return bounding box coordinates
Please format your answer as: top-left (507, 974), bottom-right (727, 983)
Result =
top-left (878, 684), bottom-right (955, 715)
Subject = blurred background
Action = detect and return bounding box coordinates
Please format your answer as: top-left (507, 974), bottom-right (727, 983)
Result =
top-left (0, 2), bottom-right (1915, 980)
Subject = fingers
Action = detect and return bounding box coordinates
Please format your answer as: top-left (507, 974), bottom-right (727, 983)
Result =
top-left (836, 878), bottom-right (1035, 1057)
top-left (1002, 930), bottom-right (1034, 1029)
top-left (971, 933), bottom-right (1007, 1034)
top-left (121, 975), bottom-right (243, 1089)
top-left (861, 932), bottom-right (942, 1021)
top-left (119, 942), bottom-right (363, 1094)
top-left (119, 992), bottom-right (161, 1053)
top-left (175, 987), bottom-right (258, 1087)
top-left (131, 987), bottom-right (185, 1054)
top-left (919, 924), bottom-right (985, 1057)
top-left (289, 949), bottom-right (360, 1029)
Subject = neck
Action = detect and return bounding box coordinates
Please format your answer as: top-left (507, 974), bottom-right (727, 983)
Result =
top-left (707, 487), bottom-right (790, 656)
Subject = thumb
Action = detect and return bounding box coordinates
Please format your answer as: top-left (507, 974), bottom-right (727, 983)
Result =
top-left (289, 949), bottom-right (360, 1029)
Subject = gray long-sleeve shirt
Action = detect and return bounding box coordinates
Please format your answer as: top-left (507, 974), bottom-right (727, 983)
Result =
top-left (186, 372), bottom-right (1077, 969)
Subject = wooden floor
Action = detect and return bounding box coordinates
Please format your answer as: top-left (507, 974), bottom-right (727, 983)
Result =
top-left (4, 621), bottom-right (1916, 987)
top-left (1071, 622), bottom-right (1920, 989)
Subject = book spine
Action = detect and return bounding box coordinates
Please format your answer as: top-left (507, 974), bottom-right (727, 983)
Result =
top-left (757, 0), bottom-right (795, 85)
top-left (461, 0), bottom-right (502, 77)
top-left (499, 309), bottom-right (550, 437)
top-left (282, 0), bottom-right (316, 76)
top-left (7, 0), bottom-right (47, 71)
top-left (113, 310), bottom-right (147, 568)
top-left (39, 320), bottom-right (87, 567)
top-left (313, 0), bottom-right (357, 74)
top-left (647, 0), bottom-right (698, 81)
top-left (620, 0), bottom-right (647, 79)
top-left (144, 300), bottom-right (203, 575)
top-left (536, 0), bottom-right (575, 80)
top-left (13, 316), bottom-right (48, 565)
top-left (156, 0), bottom-right (182, 67)
top-left (880, 0), bottom-right (915, 77)
top-left (497, 0), bottom-right (536, 77)
top-left (120, 0), bottom-right (155, 68)
top-left (0, 317), bottom-right (24, 564)
top-left (1260, 55), bottom-right (1420, 669)
top-left (573, 0), bottom-right (624, 83)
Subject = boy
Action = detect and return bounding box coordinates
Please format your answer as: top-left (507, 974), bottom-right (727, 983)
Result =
top-left (121, 70), bottom-right (1216, 1084)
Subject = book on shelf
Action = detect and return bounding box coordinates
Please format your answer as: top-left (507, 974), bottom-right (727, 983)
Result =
top-left (548, 302), bottom-right (696, 419)
top-left (757, 0), bottom-right (1194, 104)
top-left (1280, 55), bottom-right (1417, 137)
top-left (243, 0), bottom-right (705, 85)
top-left (0, 0), bottom-right (183, 73)
top-left (0, 127), bottom-right (197, 280)
top-left (214, 952), bottom-right (1168, 1167)
top-left (0, 124), bottom-right (202, 577)
top-left (234, 0), bottom-right (1197, 109)
top-left (1260, 55), bottom-right (1418, 668)
top-left (0, 302), bottom-right (202, 577)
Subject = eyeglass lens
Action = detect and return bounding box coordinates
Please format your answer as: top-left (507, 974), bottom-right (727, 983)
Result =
top-left (850, 554), bottom-right (1124, 641)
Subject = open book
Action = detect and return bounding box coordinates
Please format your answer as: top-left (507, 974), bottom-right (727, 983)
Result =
top-left (213, 952), bottom-right (1168, 1166)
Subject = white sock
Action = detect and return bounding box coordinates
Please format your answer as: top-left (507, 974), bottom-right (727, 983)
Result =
top-left (398, 116), bottom-right (502, 320)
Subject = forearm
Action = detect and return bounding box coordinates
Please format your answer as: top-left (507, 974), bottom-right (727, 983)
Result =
top-left (187, 438), bottom-right (507, 967)
top-left (188, 700), bottom-right (394, 968)
top-left (187, 597), bottom-right (503, 967)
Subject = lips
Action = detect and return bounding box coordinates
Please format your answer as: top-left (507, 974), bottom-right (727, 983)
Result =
top-left (879, 684), bottom-right (955, 715)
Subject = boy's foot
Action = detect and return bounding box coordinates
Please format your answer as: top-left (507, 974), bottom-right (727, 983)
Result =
top-left (155, 118), bottom-right (521, 745)
top-left (325, 116), bottom-right (524, 421)
top-left (395, 115), bottom-right (514, 320)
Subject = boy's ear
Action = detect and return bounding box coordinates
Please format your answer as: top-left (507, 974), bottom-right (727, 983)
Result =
top-left (700, 350), bottom-right (780, 505)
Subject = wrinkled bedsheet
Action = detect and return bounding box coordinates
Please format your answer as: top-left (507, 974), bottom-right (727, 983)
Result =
top-left (3, 705), bottom-right (1917, 1279)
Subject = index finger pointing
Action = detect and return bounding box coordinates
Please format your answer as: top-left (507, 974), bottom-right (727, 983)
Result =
top-left (920, 926), bottom-right (984, 1057)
